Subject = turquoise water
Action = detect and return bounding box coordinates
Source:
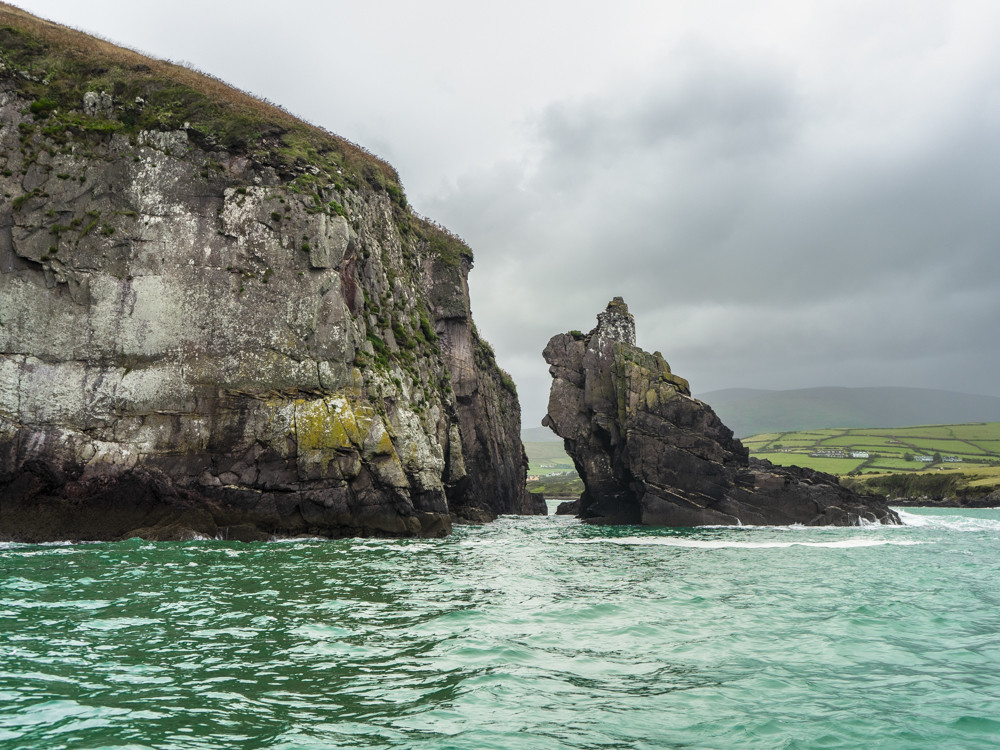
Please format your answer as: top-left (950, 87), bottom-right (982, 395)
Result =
top-left (3, 505), bottom-right (1000, 749)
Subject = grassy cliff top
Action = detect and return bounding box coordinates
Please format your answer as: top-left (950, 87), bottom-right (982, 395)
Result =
top-left (0, 2), bottom-right (472, 262)
top-left (0, 3), bottom-right (401, 194)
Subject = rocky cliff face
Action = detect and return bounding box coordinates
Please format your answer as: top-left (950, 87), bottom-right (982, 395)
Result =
top-left (543, 298), bottom-right (899, 527)
top-left (0, 7), bottom-right (540, 542)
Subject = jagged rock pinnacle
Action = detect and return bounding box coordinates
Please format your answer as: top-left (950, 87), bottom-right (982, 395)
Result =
top-left (593, 297), bottom-right (635, 345)
top-left (542, 300), bottom-right (900, 527)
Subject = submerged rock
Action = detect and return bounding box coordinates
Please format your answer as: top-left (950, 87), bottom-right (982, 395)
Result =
top-left (555, 499), bottom-right (580, 516)
top-left (542, 299), bottom-right (899, 527)
top-left (0, 8), bottom-right (540, 542)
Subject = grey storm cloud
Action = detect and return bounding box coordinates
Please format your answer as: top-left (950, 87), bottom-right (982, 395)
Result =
top-left (11, 0), bottom-right (1000, 427)
top-left (536, 50), bottom-right (797, 168)
top-left (428, 39), bottom-right (1000, 424)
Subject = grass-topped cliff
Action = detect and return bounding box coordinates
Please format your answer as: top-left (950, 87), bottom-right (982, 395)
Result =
top-left (0, 4), bottom-right (396, 182)
top-left (0, 3), bottom-right (537, 542)
top-left (0, 2), bottom-right (470, 266)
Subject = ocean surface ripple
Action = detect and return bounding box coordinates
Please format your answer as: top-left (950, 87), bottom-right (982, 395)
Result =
top-left (3, 506), bottom-right (1000, 749)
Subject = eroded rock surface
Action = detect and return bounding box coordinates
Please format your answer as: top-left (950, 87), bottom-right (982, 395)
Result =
top-left (543, 299), bottom-right (899, 527)
top-left (0, 9), bottom-right (539, 542)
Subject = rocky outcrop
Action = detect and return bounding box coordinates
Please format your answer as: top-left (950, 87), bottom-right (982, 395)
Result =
top-left (888, 494), bottom-right (1000, 508)
top-left (543, 298), bottom-right (899, 527)
top-left (840, 472), bottom-right (1000, 509)
top-left (555, 499), bottom-right (580, 516)
top-left (0, 7), bottom-right (539, 542)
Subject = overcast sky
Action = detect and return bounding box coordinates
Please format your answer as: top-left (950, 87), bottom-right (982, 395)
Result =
top-left (12, 0), bottom-right (1000, 425)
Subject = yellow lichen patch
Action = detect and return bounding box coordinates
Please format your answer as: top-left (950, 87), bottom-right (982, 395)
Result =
top-left (361, 418), bottom-right (408, 488)
top-left (294, 393), bottom-right (385, 482)
top-left (645, 388), bottom-right (659, 411)
top-left (292, 392), bottom-right (408, 487)
top-left (294, 395), bottom-right (372, 452)
top-left (653, 352), bottom-right (673, 374)
top-left (374, 428), bottom-right (395, 456)
top-left (662, 371), bottom-right (691, 395)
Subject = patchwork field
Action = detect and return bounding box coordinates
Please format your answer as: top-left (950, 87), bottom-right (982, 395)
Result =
top-left (744, 422), bottom-right (1000, 478)
top-left (524, 441), bottom-right (576, 476)
top-left (523, 439), bottom-right (581, 496)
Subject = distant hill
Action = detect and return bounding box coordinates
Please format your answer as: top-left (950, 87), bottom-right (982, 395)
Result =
top-left (698, 387), bottom-right (1000, 438)
top-left (522, 426), bottom-right (562, 443)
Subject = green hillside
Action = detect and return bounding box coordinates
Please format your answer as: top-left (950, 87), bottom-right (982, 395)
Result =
top-left (524, 441), bottom-right (576, 476)
top-left (744, 422), bottom-right (1000, 480)
top-left (523, 439), bottom-right (581, 497)
top-left (525, 473), bottom-right (584, 498)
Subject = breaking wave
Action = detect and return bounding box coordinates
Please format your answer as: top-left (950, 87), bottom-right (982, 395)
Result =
top-left (568, 537), bottom-right (926, 549)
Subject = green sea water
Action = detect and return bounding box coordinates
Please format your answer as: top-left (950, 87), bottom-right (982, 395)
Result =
top-left (3, 505), bottom-right (1000, 749)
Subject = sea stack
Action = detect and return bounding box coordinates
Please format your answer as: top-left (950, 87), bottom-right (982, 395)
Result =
top-left (542, 298), bottom-right (899, 526)
top-left (0, 6), bottom-right (542, 542)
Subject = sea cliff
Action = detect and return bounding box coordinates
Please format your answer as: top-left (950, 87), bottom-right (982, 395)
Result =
top-left (0, 5), bottom-right (540, 541)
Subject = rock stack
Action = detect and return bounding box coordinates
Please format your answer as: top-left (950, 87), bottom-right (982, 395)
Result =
top-left (543, 298), bottom-right (899, 526)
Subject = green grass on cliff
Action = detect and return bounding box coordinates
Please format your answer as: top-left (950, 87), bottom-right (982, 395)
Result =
top-left (0, 2), bottom-right (473, 267)
top-left (842, 466), bottom-right (1000, 503)
top-left (0, 4), bottom-right (397, 188)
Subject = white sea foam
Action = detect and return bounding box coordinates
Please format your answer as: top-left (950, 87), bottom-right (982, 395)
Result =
top-left (569, 537), bottom-right (927, 549)
top-left (894, 508), bottom-right (1000, 532)
top-left (268, 536), bottom-right (329, 543)
top-left (349, 542), bottom-right (439, 553)
top-left (697, 518), bottom-right (897, 530)
top-left (895, 509), bottom-right (931, 527)
top-left (0, 540), bottom-right (102, 550)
